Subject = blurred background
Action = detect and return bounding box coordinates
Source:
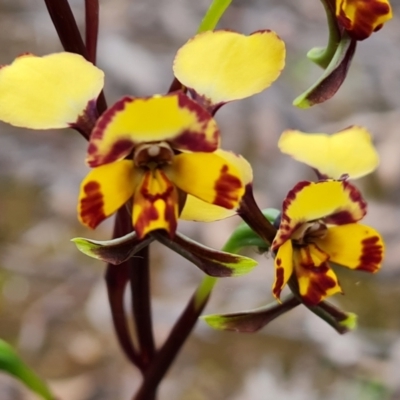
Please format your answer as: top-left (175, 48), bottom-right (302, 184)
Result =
top-left (1, 0), bottom-right (400, 399)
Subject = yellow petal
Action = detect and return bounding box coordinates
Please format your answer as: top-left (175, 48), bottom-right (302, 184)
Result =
top-left (168, 152), bottom-right (244, 210)
top-left (180, 149), bottom-right (253, 222)
top-left (133, 169), bottom-right (179, 239)
top-left (272, 239), bottom-right (294, 301)
top-left (272, 180), bottom-right (367, 251)
top-left (173, 30), bottom-right (285, 105)
top-left (78, 160), bottom-right (136, 229)
top-left (336, 0), bottom-right (393, 40)
top-left (180, 195), bottom-right (237, 222)
top-left (294, 244), bottom-right (342, 305)
top-left (278, 126), bottom-right (379, 179)
top-left (87, 92), bottom-right (219, 167)
top-left (0, 52), bottom-right (104, 129)
top-left (314, 223), bottom-right (384, 272)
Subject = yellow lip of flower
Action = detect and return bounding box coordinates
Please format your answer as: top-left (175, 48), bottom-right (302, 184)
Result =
top-left (86, 92), bottom-right (220, 167)
top-left (271, 180), bottom-right (384, 305)
top-left (78, 146), bottom-right (247, 238)
top-left (0, 52), bottom-right (104, 129)
top-left (173, 29), bottom-right (286, 108)
top-left (336, 0), bottom-right (393, 41)
top-left (278, 126), bottom-right (380, 180)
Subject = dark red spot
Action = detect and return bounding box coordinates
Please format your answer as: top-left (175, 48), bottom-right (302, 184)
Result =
top-left (357, 236), bottom-right (383, 272)
top-left (80, 181), bottom-right (106, 229)
top-left (213, 165), bottom-right (242, 209)
top-left (338, 1), bottom-right (391, 40)
top-left (172, 130), bottom-right (218, 152)
top-left (272, 266), bottom-right (285, 297)
top-left (301, 263), bottom-right (337, 306)
top-left (324, 210), bottom-right (354, 225)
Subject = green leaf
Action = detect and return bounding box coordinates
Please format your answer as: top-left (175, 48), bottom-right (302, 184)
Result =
top-left (197, 0), bottom-right (232, 33)
top-left (72, 232), bottom-right (152, 264)
top-left (0, 339), bottom-right (54, 400)
top-left (223, 208), bottom-right (280, 254)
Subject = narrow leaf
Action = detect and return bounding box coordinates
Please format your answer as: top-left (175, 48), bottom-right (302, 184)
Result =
top-left (72, 232), bottom-right (153, 264)
top-left (293, 33), bottom-right (356, 108)
top-left (0, 339), bottom-right (54, 400)
top-left (203, 295), bottom-right (300, 332)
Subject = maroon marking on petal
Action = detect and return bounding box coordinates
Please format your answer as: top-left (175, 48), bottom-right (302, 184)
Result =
top-left (273, 265), bottom-right (285, 298)
top-left (324, 210), bottom-right (354, 225)
top-left (88, 139), bottom-right (135, 167)
top-left (172, 130), bottom-right (219, 152)
top-left (324, 181), bottom-right (367, 225)
top-left (87, 96), bottom-right (136, 166)
top-left (338, 1), bottom-right (391, 40)
top-left (171, 91), bottom-right (220, 152)
top-left (134, 171), bottom-right (178, 239)
top-left (300, 263), bottom-right (337, 306)
top-left (281, 181), bottom-right (311, 216)
top-left (176, 91), bottom-right (211, 123)
top-left (79, 181), bottom-right (106, 229)
top-left (213, 165), bottom-right (242, 209)
top-left (357, 236), bottom-right (383, 272)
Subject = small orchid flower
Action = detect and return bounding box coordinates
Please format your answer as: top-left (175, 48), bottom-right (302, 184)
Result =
top-left (271, 180), bottom-right (384, 305)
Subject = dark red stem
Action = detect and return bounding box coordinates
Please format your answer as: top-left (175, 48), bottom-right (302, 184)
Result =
top-left (85, 0), bottom-right (99, 64)
top-left (238, 185), bottom-right (277, 245)
top-left (133, 287), bottom-right (211, 400)
top-left (129, 245), bottom-right (156, 369)
top-left (43, 0), bottom-right (107, 115)
top-left (105, 206), bottom-right (144, 369)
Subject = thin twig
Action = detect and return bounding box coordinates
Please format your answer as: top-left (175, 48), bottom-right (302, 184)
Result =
top-left (43, 0), bottom-right (107, 114)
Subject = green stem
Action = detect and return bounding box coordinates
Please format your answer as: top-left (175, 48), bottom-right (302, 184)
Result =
top-left (307, 0), bottom-right (341, 69)
top-left (168, 0), bottom-right (232, 93)
top-left (197, 0), bottom-right (232, 33)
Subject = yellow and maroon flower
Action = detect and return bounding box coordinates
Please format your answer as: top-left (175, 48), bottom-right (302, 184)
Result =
top-left (78, 92), bottom-right (246, 239)
top-left (336, 0), bottom-right (393, 40)
top-left (271, 180), bottom-right (384, 305)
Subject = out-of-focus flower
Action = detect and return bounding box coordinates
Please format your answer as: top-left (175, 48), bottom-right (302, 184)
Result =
top-left (278, 126), bottom-right (379, 179)
top-left (271, 180), bottom-right (384, 305)
top-left (335, 0), bottom-right (393, 40)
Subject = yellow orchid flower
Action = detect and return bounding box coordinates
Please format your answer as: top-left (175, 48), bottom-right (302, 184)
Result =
top-left (78, 92), bottom-right (246, 238)
top-left (336, 0), bottom-right (392, 40)
top-left (271, 180), bottom-right (384, 305)
top-left (278, 126), bottom-right (380, 179)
